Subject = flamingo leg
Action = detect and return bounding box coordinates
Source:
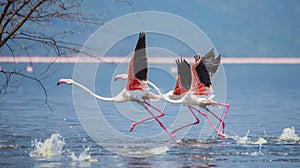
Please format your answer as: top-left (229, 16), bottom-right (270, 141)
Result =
top-left (205, 102), bottom-right (230, 135)
top-left (171, 105), bottom-right (200, 134)
top-left (129, 101), bottom-right (164, 132)
top-left (129, 101), bottom-right (178, 142)
top-left (189, 105), bottom-right (227, 138)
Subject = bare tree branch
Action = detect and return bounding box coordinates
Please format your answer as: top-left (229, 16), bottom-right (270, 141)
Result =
top-left (0, 0), bottom-right (106, 110)
top-left (0, 0), bottom-right (12, 24)
top-left (0, 0), bottom-right (46, 47)
top-left (0, 68), bottom-right (53, 111)
top-left (1, 0), bottom-right (29, 34)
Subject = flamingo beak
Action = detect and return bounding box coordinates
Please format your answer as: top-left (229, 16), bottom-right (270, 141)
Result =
top-left (114, 75), bottom-right (122, 81)
top-left (114, 74), bottom-right (126, 81)
top-left (57, 79), bottom-right (65, 86)
top-left (57, 79), bottom-right (73, 85)
top-left (114, 74), bottom-right (128, 81)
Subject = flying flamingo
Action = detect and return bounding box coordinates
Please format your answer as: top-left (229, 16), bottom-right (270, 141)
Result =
top-left (115, 49), bottom-right (230, 138)
top-left (57, 32), bottom-right (178, 142)
top-left (152, 49), bottom-right (229, 138)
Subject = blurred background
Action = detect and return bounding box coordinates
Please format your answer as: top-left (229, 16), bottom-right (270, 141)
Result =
top-left (0, 1), bottom-right (300, 167)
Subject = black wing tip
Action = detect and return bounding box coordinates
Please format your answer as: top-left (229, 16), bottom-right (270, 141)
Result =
top-left (183, 58), bottom-right (189, 67)
top-left (135, 32), bottom-right (146, 51)
top-left (193, 48), bottom-right (221, 63)
top-left (216, 54), bottom-right (221, 62)
top-left (175, 58), bottom-right (190, 67)
top-left (207, 48), bottom-right (215, 54)
top-left (133, 32), bottom-right (147, 81)
top-left (206, 48), bottom-right (217, 58)
top-left (137, 32), bottom-right (146, 43)
top-left (139, 32), bottom-right (145, 38)
top-left (194, 55), bottom-right (201, 62)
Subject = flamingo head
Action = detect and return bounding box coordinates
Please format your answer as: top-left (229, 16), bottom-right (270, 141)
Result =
top-left (57, 78), bottom-right (74, 85)
top-left (114, 73), bottom-right (128, 81)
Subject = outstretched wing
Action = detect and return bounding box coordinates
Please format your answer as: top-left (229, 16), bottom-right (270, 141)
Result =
top-left (173, 58), bottom-right (191, 95)
top-left (193, 55), bottom-right (211, 87)
top-left (133, 32), bottom-right (147, 81)
top-left (190, 49), bottom-right (220, 95)
top-left (201, 48), bottom-right (221, 77)
top-left (176, 58), bottom-right (191, 90)
top-left (127, 32), bottom-right (147, 90)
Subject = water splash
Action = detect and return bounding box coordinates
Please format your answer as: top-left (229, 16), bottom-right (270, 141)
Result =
top-left (279, 127), bottom-right (300, 141)
top-left (29, 133), bottom-right (65, 158)
top-left (231, 130), bottom-right (267, 146)
top-left (252, 137), bottom-right (267, 145)
top-left (30, 133), bottom-right (98, 162)
top-left (233, 130), bottom-right (251, 144)
top-left (68, 147), bottom-right (98, 162)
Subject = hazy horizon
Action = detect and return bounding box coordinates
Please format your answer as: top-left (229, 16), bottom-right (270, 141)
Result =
top-left (1, 56), bottom-right (300, 64)
top-left (1, 1), bottom-right (299, 57)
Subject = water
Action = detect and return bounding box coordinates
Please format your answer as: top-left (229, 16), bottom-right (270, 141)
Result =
top-left (0, 63), bottom-right (300, 167)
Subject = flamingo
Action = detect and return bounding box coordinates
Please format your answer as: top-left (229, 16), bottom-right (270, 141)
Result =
top-left (154, 49), bottom-right (229, 138)
top-left (57, 32), bottom-right (178, 142)
top-left (115, 49), bottom-right (230, 138)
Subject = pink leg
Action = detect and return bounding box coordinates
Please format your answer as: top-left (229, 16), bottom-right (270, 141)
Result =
top-left (129, 101), bottom-right (164, 132)
top-left (205, 102), bottom-right (230, 135)
top-left (171, 105), bottom-right (200, 134)
top-left (130, 101), bottom-right (178, 142)
top-left (189, 105), bottom-right (227, 138)
top-left (217, 103), bottom-right (230, 133)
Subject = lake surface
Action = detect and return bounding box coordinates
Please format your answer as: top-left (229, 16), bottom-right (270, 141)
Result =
top-left (0, 63), bottom-right (299, 167)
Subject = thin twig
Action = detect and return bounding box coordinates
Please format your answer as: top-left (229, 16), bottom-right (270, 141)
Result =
top-left (0, 69), bottom-right (53, 112)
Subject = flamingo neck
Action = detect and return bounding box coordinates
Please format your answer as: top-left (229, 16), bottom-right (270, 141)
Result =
top-left (147, 80), bottom-right (183, 104)
top-left (72, 81), bottom-right (116, 102)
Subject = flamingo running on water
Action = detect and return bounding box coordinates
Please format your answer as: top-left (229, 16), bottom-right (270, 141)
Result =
top-left (151, 49), bottom-right (230, 138)
top-left (57, 32), bottom-right (178, 142)
top-left (115, 49), bottom-right (230, 138)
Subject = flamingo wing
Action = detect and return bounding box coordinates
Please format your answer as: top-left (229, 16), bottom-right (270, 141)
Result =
top-left (193, 55), bottom-right (211, 87)
top-left (190, 55), bottom-right (211, 95)
top-left (126, 32), bottom-right (147, 91)
top-left (189, 49), bottom-right (220, 95)
top-left (201, 48), bottom-right (221, 77)
top-left (173, 58), bottom-right (191, 95)
top-left (133, 32), bottom-right (147, 81)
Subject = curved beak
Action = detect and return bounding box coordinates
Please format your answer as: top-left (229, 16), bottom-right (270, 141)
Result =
top-left (114, 75), bottom-right (121, 81)
top-left (57, 79), bottom-right (70, 86)
top-left (114, 74), bottom-right (128, 81)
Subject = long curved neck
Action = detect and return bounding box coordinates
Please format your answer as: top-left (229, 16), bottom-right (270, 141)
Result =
top-left (147, 80), bottom-right (183, 104)
top-left (72, 81), bottom-right (115, 102)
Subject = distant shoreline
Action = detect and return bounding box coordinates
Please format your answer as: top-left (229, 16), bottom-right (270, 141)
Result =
top-left (1, 56), bottom-right (300, 64)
